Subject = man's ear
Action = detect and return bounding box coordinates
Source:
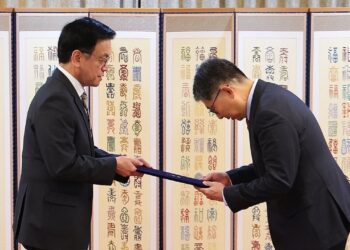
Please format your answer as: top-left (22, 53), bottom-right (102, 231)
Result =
top-left (71, 50), bottom-right (82, 67)
top-left (221, 84), bottom-right (235, 97)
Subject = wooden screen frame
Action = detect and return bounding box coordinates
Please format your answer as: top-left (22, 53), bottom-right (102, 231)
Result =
top-left (162, 9), bottom-right (234, 250)
top-left (235, 9), bottom-right (307, 250)
top-left (89, 10), bottom-right (160, 250)
top-left (0, 9), bottom-right (13, 250)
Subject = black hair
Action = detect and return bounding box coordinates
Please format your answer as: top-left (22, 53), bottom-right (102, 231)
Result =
top-left (193, 58), bottom-right (247, 101)
top-left (58, 17), bottom-right (116, 63)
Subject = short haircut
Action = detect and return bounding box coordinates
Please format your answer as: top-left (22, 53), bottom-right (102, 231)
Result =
top-left (193, 58), bottom-right (247, 101)
top-left (58, 17), bottom-right (116, 63)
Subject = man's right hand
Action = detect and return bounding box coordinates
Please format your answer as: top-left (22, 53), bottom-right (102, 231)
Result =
top-left (115, 156), bottom-right (150, 177)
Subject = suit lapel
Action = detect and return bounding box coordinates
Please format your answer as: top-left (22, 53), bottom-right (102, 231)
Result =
top-left (249, 79), bottom-right (267, 127)
top-left (53, 69), bottom-right (94, 153)
top-left (248, 80), bottom-right (267, 166)
top-left (74, 97), bottom-right (93, 136)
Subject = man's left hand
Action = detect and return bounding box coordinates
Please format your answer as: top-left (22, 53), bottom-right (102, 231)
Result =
top-left (196, 181), bottom-right (225, 202)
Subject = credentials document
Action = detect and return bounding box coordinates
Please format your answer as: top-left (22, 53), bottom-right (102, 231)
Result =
top-left (136, 166), bottom-right (209, 188)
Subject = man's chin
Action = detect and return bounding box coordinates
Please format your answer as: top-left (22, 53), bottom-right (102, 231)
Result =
top-left (93, 79), bottom-right (102, 86)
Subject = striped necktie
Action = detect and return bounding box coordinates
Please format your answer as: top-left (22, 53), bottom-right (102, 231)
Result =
top-left (81, 91), bottom-right (93, 137)
top-left (81, 91), bottom-right (89, 115)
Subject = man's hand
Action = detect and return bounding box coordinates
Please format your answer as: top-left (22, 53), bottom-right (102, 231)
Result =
top-left (115, 156), bottom-right (151, 177)
top-left (195, 172), bottom-right (232, 202)
top-left (196, 181), bottom-right (225, 202)
top-left (202, 172), bottom-right (231, 186)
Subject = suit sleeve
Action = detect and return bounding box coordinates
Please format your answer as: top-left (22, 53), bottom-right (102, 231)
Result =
top-left (226, 164), bottom-right (257, 184)
top-left (224, 111), bottom-right (300, 212)
top-left (94, 146), bottom-right (120, 158)
top-left (94, 147), bottom-right (129, 183)
top-left (34, 94), bottom-right (115, 185)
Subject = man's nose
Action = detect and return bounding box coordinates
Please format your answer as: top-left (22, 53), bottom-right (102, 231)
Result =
top-left (102, 64), bottom-right (108, 72)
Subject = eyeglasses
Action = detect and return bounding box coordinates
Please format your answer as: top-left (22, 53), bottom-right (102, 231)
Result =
top-left (96, 55), bottom-right (110, 66)
top-left (209, 89), bottom-right (221, 114)
top-left (82, 52), bottom-right (110, 67)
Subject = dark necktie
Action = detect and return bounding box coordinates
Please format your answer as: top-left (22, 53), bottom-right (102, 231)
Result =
top-left (81, 92), bottom-right (92, 137)
top-left (81, 91), bottom-right (89, 115)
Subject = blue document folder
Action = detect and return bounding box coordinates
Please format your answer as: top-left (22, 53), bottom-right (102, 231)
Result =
top-left (136, 166), bottom-right (209, 188)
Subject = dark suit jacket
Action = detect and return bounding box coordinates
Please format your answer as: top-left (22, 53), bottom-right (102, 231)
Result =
top-left (224, 80), bottom-right (350, 249)
top-left (14, 69), bottom-right (128, 250)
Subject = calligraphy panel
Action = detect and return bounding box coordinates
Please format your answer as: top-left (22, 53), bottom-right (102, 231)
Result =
top-left (311, 12), bottom-right (350, 249)
top-left (0, 12), bottom-right (12, 250)
top-left (236, 12), bottom-right (306, 250)
top-left (164, 13), bottom-right (234, 250)
top-left (90, 13), bottom-right (159, 250)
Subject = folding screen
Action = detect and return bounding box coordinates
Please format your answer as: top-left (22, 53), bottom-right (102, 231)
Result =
top-left (0, 9), bottom-right (13, 250)
top-left (310, 9), bottom-right (350, 248)
top-left (16, 9), bottom-right (88, 249)
top-left (163, 9), bottom-right (234, 250)
top-left (90, 10), bottom-right (159, 250)
top-left (235, 9), bottom-right (307, 250)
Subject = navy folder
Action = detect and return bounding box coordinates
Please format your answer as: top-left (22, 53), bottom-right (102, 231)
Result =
top-left (136, 166), bottom-right (209, 188)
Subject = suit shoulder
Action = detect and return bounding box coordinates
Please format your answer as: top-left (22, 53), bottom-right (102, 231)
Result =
top-left (28, 79), bottom-right (76, 119)
top-left (35, 77), bottom-right (73, 101)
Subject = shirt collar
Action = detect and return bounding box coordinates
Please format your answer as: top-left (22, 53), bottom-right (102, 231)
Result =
top-left (57, 65), bottom-right (86, 98)
top-left (246, 79), bottom-right (258, 121)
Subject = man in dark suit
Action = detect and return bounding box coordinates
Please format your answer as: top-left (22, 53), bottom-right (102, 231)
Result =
top-left (193, 58), bottom-right (350, 249)
top-left (13, 17), bottom-right (150, 250)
